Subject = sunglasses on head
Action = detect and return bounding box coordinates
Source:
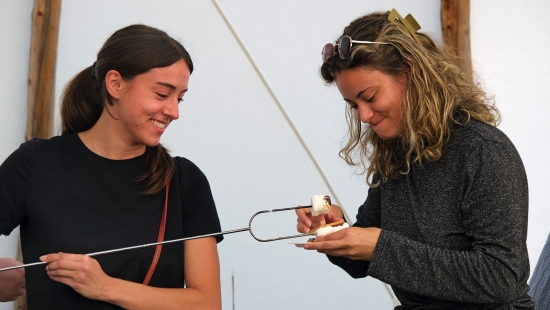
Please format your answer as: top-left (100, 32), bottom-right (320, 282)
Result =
top-left (321, 35), bottom-right (387, 62)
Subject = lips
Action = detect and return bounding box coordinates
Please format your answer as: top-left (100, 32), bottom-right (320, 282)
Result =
top-left (369, 117), bottom-right (384, 127)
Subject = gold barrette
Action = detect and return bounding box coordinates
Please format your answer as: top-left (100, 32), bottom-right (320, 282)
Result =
top-left (387, 8), bottom-right (421, 43)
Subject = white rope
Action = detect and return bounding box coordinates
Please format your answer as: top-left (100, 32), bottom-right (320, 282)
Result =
top-left (211, 1), bottom-right (397, 307)
top-left (211, 0), bottom-right (350, 220)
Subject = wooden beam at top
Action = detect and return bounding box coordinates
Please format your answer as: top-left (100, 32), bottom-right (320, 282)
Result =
top-left (441, 0), bottom-right (472, 80)
top-left (25, 0), bottom-right (62, 141)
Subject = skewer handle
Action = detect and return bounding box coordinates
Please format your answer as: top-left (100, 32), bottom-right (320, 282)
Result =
top-left (0, 227), bottom-right (250, 272)
top-left (247, 205), bottom-right (315, 242)
top-left (1, 205), bottom-right (317, 271)
top-left (0, 261), bottom-right (46, 272)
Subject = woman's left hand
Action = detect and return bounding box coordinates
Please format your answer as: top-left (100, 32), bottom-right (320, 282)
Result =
top-left (304, 227), bottom-right (382, 261)
top-left (40, 253), bottom-right (112, 300)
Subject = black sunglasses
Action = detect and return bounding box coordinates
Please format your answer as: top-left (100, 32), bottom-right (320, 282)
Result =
top-left (321, 35), bottom-right (387, 62)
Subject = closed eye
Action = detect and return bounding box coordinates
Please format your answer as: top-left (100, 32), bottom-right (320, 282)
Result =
top-left (156, 92), bottom-right (169, 99)
top-left (157, 93), bottom-right (183, 103)
top-left (345, 100), bottom-right (358, 110)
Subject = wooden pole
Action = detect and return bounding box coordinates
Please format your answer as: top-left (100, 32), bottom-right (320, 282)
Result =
top-left (25, 0), bottom-right (62, 141)
top-left (440, 0), bottom-right (472, 80)
top-left (17, 1), bottom-right (61, 309)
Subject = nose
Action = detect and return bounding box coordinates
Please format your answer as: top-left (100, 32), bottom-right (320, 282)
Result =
top-left (355, 104), bottom-right (374, 123)
top-left (163, 97), bottom-right (180, 120)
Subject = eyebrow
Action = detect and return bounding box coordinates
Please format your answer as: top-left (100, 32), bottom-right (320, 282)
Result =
top-left (355, 87), bottom-right (371, 99)
top-left (156, 82), bottom-right (188, 93)
top-left (343, 86), bottom-right (372, 102)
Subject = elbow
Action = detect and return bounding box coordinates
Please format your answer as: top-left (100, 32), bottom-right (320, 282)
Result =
top-left (327, 254), bottom-right (369, 279)
top-left (202, 293), bottom-right (221, 310)
top-left (348, 269), bottom-right (368, 279)
top-left (473, 272), bottom-right (524, 304)
top-left (193, 297), bottom-right (220, 310)
top-left (205, 291), bottom-right (221, 310)
top-left (489, 282), bottom-right (522, 304)
top-left (341, 263), bottom-right (369, 279)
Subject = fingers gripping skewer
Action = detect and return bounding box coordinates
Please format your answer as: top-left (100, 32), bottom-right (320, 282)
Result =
top-left (0, 205), bottom-right (315, 272)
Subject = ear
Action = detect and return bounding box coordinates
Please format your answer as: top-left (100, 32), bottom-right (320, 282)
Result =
top-left (104, 70), bottom-right (124, 99)
top-left (397, 64), bottom-right (410, 86)
top-left (397, 71), bottom-right (409, 86)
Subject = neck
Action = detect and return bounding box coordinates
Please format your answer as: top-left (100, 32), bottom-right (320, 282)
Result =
top-left (82, 116), bottom-right (147, 160)
top-left (92, 132), bottom-right (102, 156)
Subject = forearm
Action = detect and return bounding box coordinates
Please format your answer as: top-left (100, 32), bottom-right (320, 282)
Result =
top-left (326, 207), bottom-right (375, 278)
top-left (0, 258), bottom-right (25, 302)
top-left (43, 238), bottom-right (221, 309)
top-left (102, 237), bottom-right (221, 310)
top-left (102, 277), bottom-right (220, 310)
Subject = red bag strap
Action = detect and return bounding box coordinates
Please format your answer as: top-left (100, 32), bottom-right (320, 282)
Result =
top-left (143, 180), bottom-right (170, 285)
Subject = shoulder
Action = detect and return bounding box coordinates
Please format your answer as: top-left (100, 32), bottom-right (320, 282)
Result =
top-left (16, 134), bottom-right (78, 156)
top-left (174, 157), bottom-right (205, 174)
top-left (2, 138), bottom-right (44, 167)
top-left (449, 119), bottom-right (518, 155)
top-left (1, 134), bottom-right (81, 170)
top-left (450, 119), bottom-right (525, 173)
top-left (174, 156), bottom-right (201, 169)
top-left (173, 157), bottom-right (209, 182)
top-left (454, 119), bottom-right (511, 145)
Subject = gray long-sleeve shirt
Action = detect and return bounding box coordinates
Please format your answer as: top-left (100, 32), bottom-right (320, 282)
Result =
top-left (329, 119), bottom-right (534, 309)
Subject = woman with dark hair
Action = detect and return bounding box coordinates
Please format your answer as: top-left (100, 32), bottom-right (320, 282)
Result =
top-left (0, 24), bottom-right (222, 309)
top-left (296, 10), bottom-right (534, 309)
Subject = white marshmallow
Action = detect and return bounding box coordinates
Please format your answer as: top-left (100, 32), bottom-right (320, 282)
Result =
top-left (311, 195), bottom-right (331, 216)
top-left (315, 223), bottom-right (349, 237)
top-left (315, 226), bottom-right (334, 237)
top-left (332, 222), bottom-right (350, 232)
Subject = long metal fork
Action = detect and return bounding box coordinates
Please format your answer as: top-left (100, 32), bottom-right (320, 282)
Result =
top-left (0, 205), bottom-right (314, 272)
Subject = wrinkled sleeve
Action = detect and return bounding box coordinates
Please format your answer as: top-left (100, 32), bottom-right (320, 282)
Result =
top-left (0, 140), bottom-right (36, 236)
top-left (367, 139), bottom-right (530, 303)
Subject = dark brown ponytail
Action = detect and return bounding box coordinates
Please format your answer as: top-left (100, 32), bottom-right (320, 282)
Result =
top-left (60, 24), bottom-right (194, 194)
top-left (60, 65), bottom-right (103, 134)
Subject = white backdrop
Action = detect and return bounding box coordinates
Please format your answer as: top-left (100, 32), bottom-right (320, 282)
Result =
top-left (1, 1), bottom-right (548, 309)
top-left (0, 0), bottom-right (33, 302)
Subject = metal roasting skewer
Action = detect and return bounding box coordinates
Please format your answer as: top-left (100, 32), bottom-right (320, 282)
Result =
top-left (0, 205), bottom-right (316, 272)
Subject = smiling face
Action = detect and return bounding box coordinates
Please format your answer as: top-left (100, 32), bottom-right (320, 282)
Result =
top-left (108, 59), bottom-right (191, 147)
top-left (334, 68), bottom-right (407, 140)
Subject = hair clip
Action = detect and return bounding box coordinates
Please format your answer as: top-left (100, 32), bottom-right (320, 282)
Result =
top-left (387, 8), bottom-right (421, 43)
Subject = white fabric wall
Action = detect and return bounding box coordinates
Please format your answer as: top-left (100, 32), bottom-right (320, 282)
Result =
top-left (0, 1), bottom-right (32, 309)
top-left (470, 1), bottom-right (550, 273)
top-left (0, 1), bottom-right (548, 309)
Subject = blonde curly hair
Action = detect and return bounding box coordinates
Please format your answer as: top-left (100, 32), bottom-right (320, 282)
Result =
top-left (320, 11), bottom-right (500, 186)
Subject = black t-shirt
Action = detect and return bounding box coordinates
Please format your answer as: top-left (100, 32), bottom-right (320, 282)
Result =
top-left (0, 133), bottom-right (223, 309)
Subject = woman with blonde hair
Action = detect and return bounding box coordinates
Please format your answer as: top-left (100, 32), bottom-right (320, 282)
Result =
top-left (296, 10), bottom-right (534, 309)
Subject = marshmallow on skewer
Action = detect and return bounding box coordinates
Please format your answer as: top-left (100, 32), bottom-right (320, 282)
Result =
top-left (311, 195), bottom-right (331, 216)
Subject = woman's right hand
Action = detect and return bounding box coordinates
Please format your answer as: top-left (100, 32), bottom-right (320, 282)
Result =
top-left (295, 204), bottom-right (344, 233)
top-left (0, 257), bottom-right (25, 302)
